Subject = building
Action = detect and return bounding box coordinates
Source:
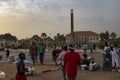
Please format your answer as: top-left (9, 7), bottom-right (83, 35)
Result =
top-left (66, 31), bottom-right (100, 44)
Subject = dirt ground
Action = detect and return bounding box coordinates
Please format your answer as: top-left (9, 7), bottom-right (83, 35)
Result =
top-left (0, 49), bottom-right (120, 80)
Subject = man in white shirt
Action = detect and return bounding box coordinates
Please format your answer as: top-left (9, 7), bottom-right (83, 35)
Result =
top-left (58, 46), bottom-right (68, 80)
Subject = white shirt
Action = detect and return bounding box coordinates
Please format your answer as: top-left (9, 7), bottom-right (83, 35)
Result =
top-left (58, 50), bottom-right (67, 65)
top-left (83, 44), bottom-right (87, 49)
top-left (111, 48), bottom-right (119, 60)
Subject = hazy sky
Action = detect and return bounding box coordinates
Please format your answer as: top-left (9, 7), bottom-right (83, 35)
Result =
top-left (0, 0), bottom-right (120, 39)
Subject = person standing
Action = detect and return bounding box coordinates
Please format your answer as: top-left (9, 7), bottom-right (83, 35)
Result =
top-left (15, 53), bottom-right (28, 80)
top-left (83, 43), bottom-right (88, 53)
top-left (58, 46), bottom-right (68, 80)
top-left (38, 43), bottom-right (46, 64)
top-left (52, 47), bottom-right (60, 65)
top-left (111, 44), bottom-right (120, 72)
top-left (6, 48), bottom-right (10, 58)
top-left (34, 45), bottom-right (38, 62)
top-left (93, 43), bottom-right (96, 52)
top-left (89, 42), bottom-right (94, 53)
top-left (63, 45), bottom-right (82, 80)
top-left (29, 42), bottom-right (37, 65)
top-left (104, 42), bottom-right (111, 53)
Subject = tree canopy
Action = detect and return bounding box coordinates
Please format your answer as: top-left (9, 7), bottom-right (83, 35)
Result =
top-left (0, 33), bottom-right (17, 41)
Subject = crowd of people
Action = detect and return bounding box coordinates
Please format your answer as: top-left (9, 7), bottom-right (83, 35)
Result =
top-left (1, 41), bottom-right (120, 80)
top-left (83, 42), bottom-right (96, 53)
top-left (51, 42), bottom-right (120, 80)
top-left (103, 42), bottom-right (120, 72)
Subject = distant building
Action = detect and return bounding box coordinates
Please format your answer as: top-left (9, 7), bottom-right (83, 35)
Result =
top-left (66, 31), bottom-right (100, 44)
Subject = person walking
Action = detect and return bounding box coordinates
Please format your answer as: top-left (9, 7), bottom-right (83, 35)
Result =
top-left (63, 45), bottom-right (82, 80)
top-left (38, 43), bottom-right (46, 64)
top-left (58, 46), bottom-right (68, 80)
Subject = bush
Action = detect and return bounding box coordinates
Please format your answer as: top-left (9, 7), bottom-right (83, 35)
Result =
top-left (109, 39), bottom-right (120, 47)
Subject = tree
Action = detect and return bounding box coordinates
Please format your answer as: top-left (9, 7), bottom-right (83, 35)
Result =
top-left (105, 31), bottom-right (109, 40)
top-left (46, 37), bottom-right (53, 41)
top-left (54, 33), bottom-right (66, 45)
top-left (0, 33), bottom-right (17, 41)
top-left (99, 33), bottom-right (106, 41)
top-left (31, 35), bottom-right (41, 41)
top-left (110, 32), bottom-right (117, 39)
top-left (41, 33), bottom-right (47, 39)
top-left (41, 33), bottom-right (47, 44)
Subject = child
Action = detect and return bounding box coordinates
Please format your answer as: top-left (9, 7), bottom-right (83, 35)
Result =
top-left (111, 44), bottom-right (120, 72)
top-left (89, 58), bottom-right (98, 71)
top-left (81, 54), bottom-right (90, 70)
top-left (15, 53), bottom-right (28, 80)
top-left (81, 54), bottom-right (99, 71)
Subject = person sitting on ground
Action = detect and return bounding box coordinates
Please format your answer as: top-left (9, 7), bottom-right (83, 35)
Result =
top-left (81, 54), bottom-right (90, 70)
top-left (81, 54), bottom-right (99, 71)
top-left (89, 58), bottom-right (99, 71)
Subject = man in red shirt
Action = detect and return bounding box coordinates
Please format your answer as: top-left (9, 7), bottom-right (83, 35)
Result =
top-left (63, 45), bottom-right (81, 80)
